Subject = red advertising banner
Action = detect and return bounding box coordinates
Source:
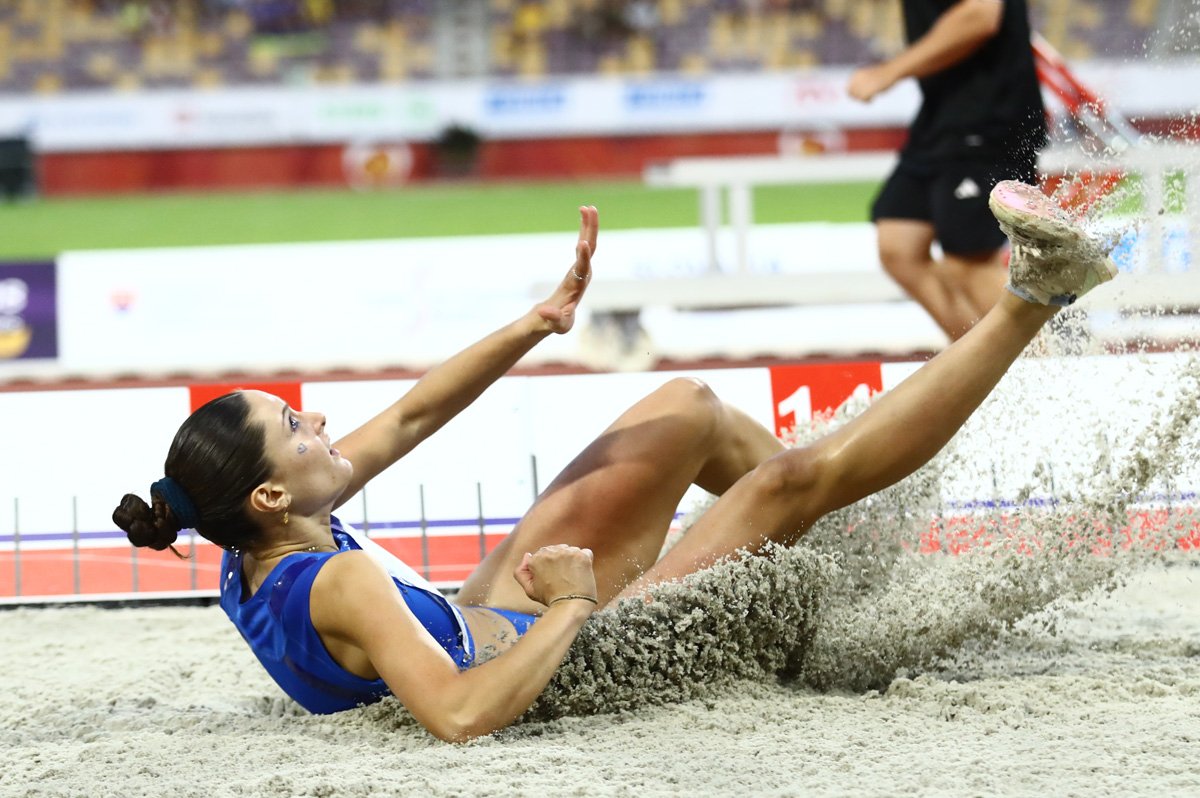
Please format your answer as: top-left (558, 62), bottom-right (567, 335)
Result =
top-left (188, 381), bottom-right (303, 414)
top-left (768, 361), bottom-right (883, 436)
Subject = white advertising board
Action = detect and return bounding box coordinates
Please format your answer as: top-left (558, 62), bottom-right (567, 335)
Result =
top-left (0, 352), bottom-right (1193, 544)
top-left (1, 63), bottom-right (1197, 153)
top-left (27, 222), bottom-right (938, 382)
top-left (2, 216), bottom-right (1190, 383)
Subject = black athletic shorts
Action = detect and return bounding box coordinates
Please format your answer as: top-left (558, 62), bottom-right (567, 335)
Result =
top-left (870, 154), bottom-right (1039, 256)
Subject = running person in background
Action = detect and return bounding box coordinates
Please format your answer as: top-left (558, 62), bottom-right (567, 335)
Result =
top-left (848, 0), bottom-right (1047, 341)
top-left (115, 188), bottom-right (1113, 742)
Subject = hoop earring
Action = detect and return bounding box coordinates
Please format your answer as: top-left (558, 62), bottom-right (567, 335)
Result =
top-left (283, 510), bottom-right (289, 526)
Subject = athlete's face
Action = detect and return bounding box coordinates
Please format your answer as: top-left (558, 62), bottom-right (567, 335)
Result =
top-left (241, 390), bottom-right (354, 514)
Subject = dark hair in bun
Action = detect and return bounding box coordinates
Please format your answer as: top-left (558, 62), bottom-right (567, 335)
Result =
top-left (112, 392), bottom-right (273, 553)
top-left (112, 492), bottom-right (182, 553)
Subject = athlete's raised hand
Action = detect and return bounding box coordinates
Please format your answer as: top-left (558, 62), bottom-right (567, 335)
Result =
top-left (532, 205), bottom-right (598, 335)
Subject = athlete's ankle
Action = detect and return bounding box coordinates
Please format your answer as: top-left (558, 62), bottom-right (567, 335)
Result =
top-left (997, 290), bottom-right (1058, 324)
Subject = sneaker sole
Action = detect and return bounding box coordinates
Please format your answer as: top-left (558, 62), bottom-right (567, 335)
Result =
top-left (990, 181), bottom-right (1118, 305)
top-left (988, 180), bottom-right (1078, 243)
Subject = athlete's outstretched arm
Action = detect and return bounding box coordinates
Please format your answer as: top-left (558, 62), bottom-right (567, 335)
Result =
top-left (331, 206), bottom-right (598, 508)
top-left (310, 545), bottom-right (597, 741)
top-left (847, 0), bottom-right (1003, 102)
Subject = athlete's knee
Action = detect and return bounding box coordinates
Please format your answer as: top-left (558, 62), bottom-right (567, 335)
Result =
top-left (746, 447), bottom-right (827, 510)
top-left (657, 377), bottom-right (719, 410)
top-left (655, 377), bottom-right (723, 435)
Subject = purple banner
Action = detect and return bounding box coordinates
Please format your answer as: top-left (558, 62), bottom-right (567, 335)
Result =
top-left (0, 261), bottom-right (57, 360)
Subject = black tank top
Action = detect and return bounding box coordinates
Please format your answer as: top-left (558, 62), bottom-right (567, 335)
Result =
top-left (901, 0), bottom-right (1047, 163)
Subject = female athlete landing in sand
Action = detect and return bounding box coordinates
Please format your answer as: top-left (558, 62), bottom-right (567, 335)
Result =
top-left (115, 182), bottom-right (1115, 742)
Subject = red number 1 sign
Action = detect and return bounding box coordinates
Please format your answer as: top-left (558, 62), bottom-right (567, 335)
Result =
top-left (768, 362), bottom-right (883, 437)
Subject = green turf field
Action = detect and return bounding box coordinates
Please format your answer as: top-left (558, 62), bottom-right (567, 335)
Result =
top-left (0, 179), bottom-right (879, 259)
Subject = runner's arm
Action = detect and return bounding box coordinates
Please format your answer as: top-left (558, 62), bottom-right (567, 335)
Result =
top-left (848, 0), bottom-right (1004, 101)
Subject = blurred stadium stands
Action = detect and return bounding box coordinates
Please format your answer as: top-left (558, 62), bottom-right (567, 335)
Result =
top-left (0, 0), bottom-right (1184, 94)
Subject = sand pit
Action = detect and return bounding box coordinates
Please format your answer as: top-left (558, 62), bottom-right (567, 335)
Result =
top-left (0, 562), bottom-right (1197, 798)
top-left (6, 348), bottom-right (1200, 797)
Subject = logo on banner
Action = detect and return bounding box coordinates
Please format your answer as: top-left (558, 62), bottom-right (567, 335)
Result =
top-left (484, 86), bottom-right (566, 115)
top-left (624, 82), bottom-right (706, 111)
top-left (319, 96), bottom-right (436, 128)
top-left (33, 107), bottom-right (137, 136)
top-left (769, 362), bottom-right (883, 437)
top-left (342, 141), bottom-right (414, 190)
top-left (0, 263), bottom-right (57, 360)
top-left (793, 79), bottom-right (839, 105)
top-left (174, 106), bottom-right (279, 137)
top-left (110, 289), bottom-right (137, 313)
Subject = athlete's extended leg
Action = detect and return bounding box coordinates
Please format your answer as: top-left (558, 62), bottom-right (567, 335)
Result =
top-left (619, 182), bottom-right (1118, 601)
top-left (455, 377), bottom-right (785, 611)
top-left (617, 292), bottom-right (1054, 600)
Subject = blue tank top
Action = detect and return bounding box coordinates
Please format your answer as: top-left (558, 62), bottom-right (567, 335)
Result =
top-left (219, 516), bottom-right (475, 715)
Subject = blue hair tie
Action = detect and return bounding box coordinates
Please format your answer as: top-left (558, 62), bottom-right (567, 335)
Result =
top-left (150, 477), bottom-right (201, 530)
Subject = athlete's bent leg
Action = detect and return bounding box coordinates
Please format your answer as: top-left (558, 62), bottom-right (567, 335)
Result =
top-left (456, 377), bottom-right (785, 612)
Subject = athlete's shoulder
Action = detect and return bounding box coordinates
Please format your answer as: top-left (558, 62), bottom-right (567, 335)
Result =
top-left (313, 549), bottom-right (391, 600)
top-left (310, 550), bottom-right (402, 638)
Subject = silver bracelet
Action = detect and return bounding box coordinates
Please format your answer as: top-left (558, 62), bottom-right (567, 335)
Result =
top-left (549, 593), bottom-right (599, 606)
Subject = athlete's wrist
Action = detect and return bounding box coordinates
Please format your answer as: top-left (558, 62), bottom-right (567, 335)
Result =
top-left (517, 308), bottom-right (556, 340)
top-left (545, 594), bottom-right (598, 619)
top-left (548, 593), bottom-right (598, 607)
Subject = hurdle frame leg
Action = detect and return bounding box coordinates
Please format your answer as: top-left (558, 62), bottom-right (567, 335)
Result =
top-left (729, 182), bottom-right (754, 274)
top-left (699, 183), bottom-right (722, 274)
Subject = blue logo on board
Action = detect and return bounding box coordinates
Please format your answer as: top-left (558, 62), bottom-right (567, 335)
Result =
top-left (484, 87), bottom-right (566, 115)
top-left (624, 82), bottom-right (706, 111)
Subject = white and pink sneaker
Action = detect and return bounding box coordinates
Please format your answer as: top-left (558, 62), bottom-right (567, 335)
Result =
top-left (989, 180), bottom-right (1118, 306)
